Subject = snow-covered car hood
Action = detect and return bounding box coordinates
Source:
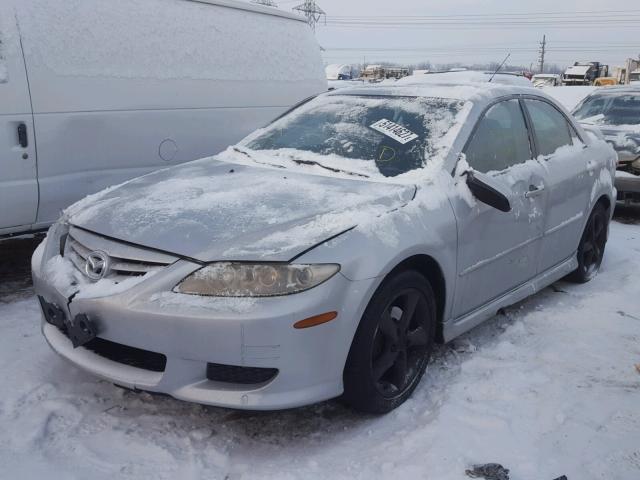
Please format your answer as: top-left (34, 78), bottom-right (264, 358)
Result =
top-left (64, 158), bottom-right (416, 262)
top-left (588, 125), bottom-right (640, 165)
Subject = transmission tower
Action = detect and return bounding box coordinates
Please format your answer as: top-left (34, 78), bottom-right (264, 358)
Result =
top-left (538, 34), bottom-right (547, 73)
top-left (292, 1), bottom-right (326, 31)
top-left (251, 0), bottom-right (278, 6)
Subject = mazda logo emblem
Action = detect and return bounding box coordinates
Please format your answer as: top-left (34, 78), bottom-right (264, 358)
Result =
top-left (84, 250), bottom-right (110, 280)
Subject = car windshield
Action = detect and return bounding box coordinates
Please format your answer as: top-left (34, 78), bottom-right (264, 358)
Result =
top-left (574, 93), bottom-right (640, 126)
top-left (243, 95), bottom-right (466, 178)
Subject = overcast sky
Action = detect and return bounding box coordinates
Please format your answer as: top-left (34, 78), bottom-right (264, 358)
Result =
top-left (269, 0), bottom-right (640, 70)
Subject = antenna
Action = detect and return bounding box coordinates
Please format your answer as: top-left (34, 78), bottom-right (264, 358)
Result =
top-left (292, 1), bottom-right (326, 31)
top-left (488, 53), bottom-right (511, 82)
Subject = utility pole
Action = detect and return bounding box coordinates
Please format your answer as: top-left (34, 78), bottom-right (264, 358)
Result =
top-left (538, 35), bottom-right (546, 73)
top-left (292, 1), bottom-right (326, 31)
top-left (251, 0), bottom-right (278, 6)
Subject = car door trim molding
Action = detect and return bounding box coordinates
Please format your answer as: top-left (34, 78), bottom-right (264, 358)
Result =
top-left (448, 254), bottom-right (578, 341)
top-left (458, 233), bottom-right (543, 277)
top-left (543, 211), bottom-right (584, 236)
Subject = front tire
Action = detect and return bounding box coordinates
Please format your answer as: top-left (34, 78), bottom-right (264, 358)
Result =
top-left (568, 203), bottom-right (608, 283)
top-left (342, 270), bottom-right (436, 413)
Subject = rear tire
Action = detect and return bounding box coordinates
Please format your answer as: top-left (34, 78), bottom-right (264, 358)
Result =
top-left (568, 203), bottom-right (608, 283)
top-left (342, 270), bottom-right (436, 414)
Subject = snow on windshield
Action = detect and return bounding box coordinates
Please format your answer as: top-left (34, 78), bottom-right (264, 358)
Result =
top-left (236, 95), bottom-right (469, 179)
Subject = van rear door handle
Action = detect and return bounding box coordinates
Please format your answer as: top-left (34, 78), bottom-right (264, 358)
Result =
top-left (525, 184), bottom-right (545, 198)
top-left (17, 123), bottom-right (28, 148)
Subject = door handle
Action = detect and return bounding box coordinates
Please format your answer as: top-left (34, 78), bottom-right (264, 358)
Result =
top-left (17, 123), bottom-right (28, 148)
top-left (525, 184), bottom-right (545, 198)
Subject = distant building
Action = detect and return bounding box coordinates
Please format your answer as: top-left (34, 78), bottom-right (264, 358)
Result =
top-left (361, 65), bottom-right (410, 81)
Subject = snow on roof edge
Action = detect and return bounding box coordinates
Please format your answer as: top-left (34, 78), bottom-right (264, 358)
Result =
top-left (185, 0), bottom-right (306, 22)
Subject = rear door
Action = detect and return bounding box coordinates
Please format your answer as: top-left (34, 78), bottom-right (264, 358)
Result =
top-left (523, 98), bottom-right (592, 272)
top-left (0, 11), bottom-right (38, 231)
top-left (451, 98), bottom-right (549, 318)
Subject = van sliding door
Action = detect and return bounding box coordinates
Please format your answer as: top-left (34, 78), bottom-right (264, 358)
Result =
top-left (0, 10), bottom-right (38, 233)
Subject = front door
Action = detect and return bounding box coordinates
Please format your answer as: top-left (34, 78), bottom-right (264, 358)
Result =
top-left (451, 98), bottom-right (548, 318)
top-left (0, 11), bottom-right (38, 232)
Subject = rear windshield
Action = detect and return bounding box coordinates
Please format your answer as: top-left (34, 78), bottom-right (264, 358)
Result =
top-left (244, 95), bottom-right (466, 178)
top-left (574, 93), bottom-right (640, 126)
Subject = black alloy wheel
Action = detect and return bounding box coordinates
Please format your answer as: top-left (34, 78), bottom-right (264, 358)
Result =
top-left (569, 203), bottom-right (608, 283)
top-left (372, 289), bottom-right (430, 397)
top-left (342, 270), bottom-right (436, 413)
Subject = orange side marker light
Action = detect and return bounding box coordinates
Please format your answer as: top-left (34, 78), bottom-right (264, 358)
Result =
top-left (294, 311), bottom-right (338, 329)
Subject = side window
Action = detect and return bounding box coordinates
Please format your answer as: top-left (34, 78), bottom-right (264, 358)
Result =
top-left (464, 99), bottom-right (532, 174)
top-left (525, 99), bottom-right (573, 156)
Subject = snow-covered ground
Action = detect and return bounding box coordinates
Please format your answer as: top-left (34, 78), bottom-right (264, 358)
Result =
top-left (1, 218), bottom-right (639, 480)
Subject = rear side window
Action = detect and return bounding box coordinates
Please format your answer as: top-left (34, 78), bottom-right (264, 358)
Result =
top-left (464, 99), bottom-right (532, 174)
top-left (525, 99), bottom-right (573, 156)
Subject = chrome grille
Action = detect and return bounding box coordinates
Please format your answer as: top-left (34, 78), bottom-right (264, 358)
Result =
top-left (64, 226), bottom-right (177, 281)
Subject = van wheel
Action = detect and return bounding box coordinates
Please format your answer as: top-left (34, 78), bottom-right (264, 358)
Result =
top-left (568, 203), bottom-right (608, 284)
top-left (342, 270), bottom-right (436, 414)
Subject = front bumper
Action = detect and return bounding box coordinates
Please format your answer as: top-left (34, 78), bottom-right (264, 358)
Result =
top-left (32, 245), bottom-right (377, 410)
top-left (615, 170), bottom-right (640, 202)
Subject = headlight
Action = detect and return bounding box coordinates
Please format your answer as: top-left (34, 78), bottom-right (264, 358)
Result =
top-left (174, 263), bottom-right (340, 297)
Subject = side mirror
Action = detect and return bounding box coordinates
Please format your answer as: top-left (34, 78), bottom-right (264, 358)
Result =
top-left (465, 170), bottom-right (511, 212)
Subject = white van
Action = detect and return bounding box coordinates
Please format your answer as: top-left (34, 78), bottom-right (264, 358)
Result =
top-left (0, 0), bottom-right (326, 236)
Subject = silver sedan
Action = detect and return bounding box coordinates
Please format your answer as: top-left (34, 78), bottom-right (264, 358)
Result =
top-left (573, 86), bottom-right (640, 203)
top-left (32, 81), bottom-right (616, 413)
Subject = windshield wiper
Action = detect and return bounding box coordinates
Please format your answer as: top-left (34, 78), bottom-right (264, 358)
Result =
top-left (232, 147), bottom-right (286, 169)
top-left (234, 147), bottom-right (369, 178)
top-left (291, 159), bottom-right (370, 178)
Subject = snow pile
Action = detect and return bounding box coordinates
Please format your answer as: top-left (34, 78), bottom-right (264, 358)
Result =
top-left (15, 0), bottom-right (324, 82)
top-left (542, 86), bottom-right (596, 110)
top-left (1, 221), bottom-right (639, 479)
top-left (328, 79), bottom-right (367, 90)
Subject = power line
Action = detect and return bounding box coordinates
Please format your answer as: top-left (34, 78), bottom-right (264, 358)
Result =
top-left (320, 10), bottom-right (640, 30)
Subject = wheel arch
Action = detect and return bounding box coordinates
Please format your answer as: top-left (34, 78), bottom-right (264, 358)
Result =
top-left (594, 194), bottom-right (611, 215)
top-left (385, 254), bottom-right (447, 344)
top-left (591, 194), bottom-right (613, 238)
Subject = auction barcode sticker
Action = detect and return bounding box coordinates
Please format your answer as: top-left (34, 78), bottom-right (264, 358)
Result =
top-left (370, 119), bottom-right (419, 145)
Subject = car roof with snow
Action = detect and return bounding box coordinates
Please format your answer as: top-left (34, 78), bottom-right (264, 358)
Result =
top-left (398, 70), bottom-right (532, 87)
top-left (326, 76), bottom-right (542, 103)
